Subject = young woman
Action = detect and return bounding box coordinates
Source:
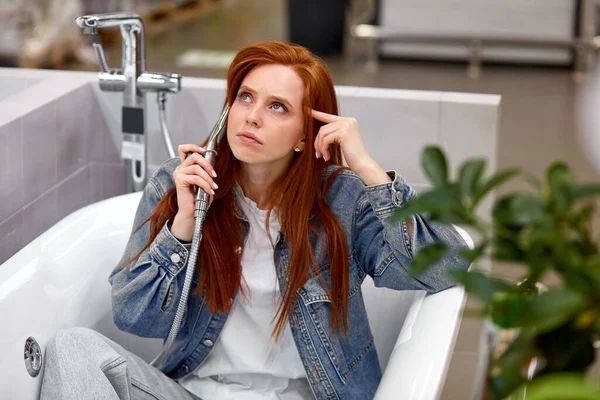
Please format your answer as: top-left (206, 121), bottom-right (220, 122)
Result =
top-left (41, 41), bottom-right (468, 400)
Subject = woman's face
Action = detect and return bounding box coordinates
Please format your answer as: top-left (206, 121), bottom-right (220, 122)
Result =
top-left (227, 64), bottom-right (306, 170)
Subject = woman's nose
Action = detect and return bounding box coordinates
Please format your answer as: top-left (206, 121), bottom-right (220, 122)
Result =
top-left (246, 105), bottom-right (262, 126)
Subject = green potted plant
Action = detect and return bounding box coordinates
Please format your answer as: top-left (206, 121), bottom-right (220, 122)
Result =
top-left (394, 146), bottom-right (600, 399)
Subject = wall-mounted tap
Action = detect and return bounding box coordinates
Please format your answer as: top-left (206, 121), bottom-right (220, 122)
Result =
top-left (76, 13), bottom-right (182, 192)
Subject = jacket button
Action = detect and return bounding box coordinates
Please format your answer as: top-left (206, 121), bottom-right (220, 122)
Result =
top-left (182, 364), bottom-right (189, 373)
top-left (203, 339), bottom-right (214, 347)
top-left (170, 253), bottom-right (181, 263)
top-left (395, 191), bottom-right (403, 201)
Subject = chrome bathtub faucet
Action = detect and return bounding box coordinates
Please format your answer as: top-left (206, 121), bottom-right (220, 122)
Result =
top-left (76, 13), bottom-right (181, 192)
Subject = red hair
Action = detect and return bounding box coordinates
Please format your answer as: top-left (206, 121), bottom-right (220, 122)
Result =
top-left (130, 41), bottom-right (350, 338)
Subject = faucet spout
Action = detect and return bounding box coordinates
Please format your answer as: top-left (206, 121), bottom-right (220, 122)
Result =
top-left (76, 13), bottom-right (146, 77)
top-left (76, 13), bottom-right (144, 30)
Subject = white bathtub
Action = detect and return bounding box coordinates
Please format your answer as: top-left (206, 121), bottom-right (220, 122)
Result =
top-left (0, 192), bottom-right (470, 399)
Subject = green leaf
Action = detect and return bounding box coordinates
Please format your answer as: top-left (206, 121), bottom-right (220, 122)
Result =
top-left (437, 208), bottom-right (473, 225)
top-left (520, 289), bottom-right (587, 333)
top-left (392, 203), bottom-right (431, 223)
top-left (392, 187), bottom-right (463, 223)
top-left (513, 374), bottom-right (600, 400)
top-left (493, 194), bottom-right (546, 229)
top-left (458, 159), bottom-right (486, 199)
top-left (487, 334), bottom-right (536, 399)
top-left (450, 269), bottom-right (515, 304)
top-left (492, 236), bottom-right (524, 262)
top-left (472, 168), bottom-right (520, 207)
top-left (571, 183), bottom-right (600, 201)
top-left (546, 162), bottom-right (574, 213)
top-left (491, 293), bottom-right (527, 328)
top-left (421, 146), bottom-right (448, 187)
top-left (459, 243), bottom-right (486, 263)
top-left (561, 269), bottom-right (596, 295)
top-left (536, 323), bottom-right (595, 373)
top-left (409, 243), bottom-right (448, 277)
top-left (490, 290), bottom-right (587, 332)
top-left (523, 171), bottom-right (542, 190)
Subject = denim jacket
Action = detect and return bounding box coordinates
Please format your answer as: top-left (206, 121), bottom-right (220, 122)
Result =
top-left (109, 158), bottom-right (469, 400)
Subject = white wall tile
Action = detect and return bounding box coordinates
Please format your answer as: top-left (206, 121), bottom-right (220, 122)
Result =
top-left (440, 92), bottom-right (501, 219)
top-left (340, 87), bottom-right (443, 185)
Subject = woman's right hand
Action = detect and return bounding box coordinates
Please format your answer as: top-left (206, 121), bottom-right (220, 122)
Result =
top-left (170, 144), bottom-right (218, 242)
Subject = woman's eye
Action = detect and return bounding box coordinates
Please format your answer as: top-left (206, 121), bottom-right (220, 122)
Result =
top-left (272, 102), bottom-right (286, 112)
top-left (239, 92), bottom-right (251, 102)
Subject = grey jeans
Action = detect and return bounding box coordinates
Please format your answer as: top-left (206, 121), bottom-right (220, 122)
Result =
top-left (40, 327), bottom-right (202, 400)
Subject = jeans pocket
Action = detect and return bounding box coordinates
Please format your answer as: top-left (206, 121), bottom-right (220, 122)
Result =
top-left (131, 379), bottom-right (164, 400)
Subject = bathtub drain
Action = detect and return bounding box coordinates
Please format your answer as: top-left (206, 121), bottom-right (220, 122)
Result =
top-left (24, 337), bottom-right (42, 377)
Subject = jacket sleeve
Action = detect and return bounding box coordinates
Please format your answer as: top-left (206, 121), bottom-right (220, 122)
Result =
top-left (353, 171), bottom-right (469, 292)
top-left (109, 165), bottom-right (193, 338)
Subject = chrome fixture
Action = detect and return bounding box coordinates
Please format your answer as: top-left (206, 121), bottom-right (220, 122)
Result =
top-left (24, 337), bottom-right (42, 377)
top-left (76, 13), bottom-right (181, 192)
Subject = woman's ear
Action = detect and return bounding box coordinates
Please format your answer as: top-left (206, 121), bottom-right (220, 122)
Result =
top-left (293, 137), bottom-right (306, 153)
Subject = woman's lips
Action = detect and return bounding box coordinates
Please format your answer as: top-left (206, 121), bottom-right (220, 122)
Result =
top-left (237, 132), bottom-right (262, 145)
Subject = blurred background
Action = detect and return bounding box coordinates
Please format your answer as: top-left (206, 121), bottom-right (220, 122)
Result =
top-left (3, 0), bottom-right (600, 398)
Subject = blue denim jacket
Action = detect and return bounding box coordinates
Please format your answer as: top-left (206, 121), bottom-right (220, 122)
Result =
top-left (109, 158), bottom-right (469, 400)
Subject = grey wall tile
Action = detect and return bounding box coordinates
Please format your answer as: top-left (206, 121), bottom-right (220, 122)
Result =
top-left (56, 84), bottom-right (92, 179)
top-left (103, 164), bottom-right (127, 199)
top-left (91, 86), bottom-right (122, 140)
top-left (148, 89), bottom-right (207, 168)
top-left (187, 84), bottom-right (227, 133)
top-left (441, 351), bottom-right (479, 400)
top-left (0, 211), bottom-right (23, 264)
top-left (0, 118), bottom-right (24, 223)
top-left (0, 79), bottom-right (90, 127)
top-left (22, 102), bottom-right (58, 201)
top-left (22, 188), bottom-right (58, 246)
top-left (454, 310), bottom-right (483, 352)
top-left (89, 163), bottom-right (104, 204)
top-left (103, 123), bottom-right (122, 163)
top-left (89, 90), bottom-right (121, 163)
top-left (57, 166), bottom-right (91, 221)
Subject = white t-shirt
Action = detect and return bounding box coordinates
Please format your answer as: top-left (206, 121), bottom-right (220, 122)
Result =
top-left (178, 191), bottom-right (314, 399)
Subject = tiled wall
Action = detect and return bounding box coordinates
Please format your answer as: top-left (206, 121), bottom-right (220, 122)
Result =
top-left (0, 81), bottom-right (126, 264)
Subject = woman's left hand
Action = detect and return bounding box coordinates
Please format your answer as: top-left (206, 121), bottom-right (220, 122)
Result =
top-left (312, 109), bottom-right (391, 186)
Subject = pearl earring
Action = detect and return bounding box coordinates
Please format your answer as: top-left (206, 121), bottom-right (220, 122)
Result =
top-left (294, 147), bottom-right (301, 152)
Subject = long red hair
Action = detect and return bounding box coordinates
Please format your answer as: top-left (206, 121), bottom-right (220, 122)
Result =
top-left (130, 41), bottom-right (350, 338)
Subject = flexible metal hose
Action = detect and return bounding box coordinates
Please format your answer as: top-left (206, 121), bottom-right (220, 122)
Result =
top-left (157, 92), bottom-right (176, 159)
top-left (151, 105), bottom-right (229, 368)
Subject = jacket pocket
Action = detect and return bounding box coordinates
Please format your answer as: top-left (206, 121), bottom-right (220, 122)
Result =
top-left (302, 269), bottom-right (374, 383)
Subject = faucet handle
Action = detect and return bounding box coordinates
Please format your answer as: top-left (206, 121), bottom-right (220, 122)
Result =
top-left (92, 43), bottom-right (112, 73)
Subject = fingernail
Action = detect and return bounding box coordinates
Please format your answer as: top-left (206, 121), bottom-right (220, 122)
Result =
top-left (210, 189), bottom-right (215, 195)
top-left (212, 182), bottom-right (219, 189)
top-left (198, 146), bottom-right (205, 151)
top-left (212, 170), bottom-right (217, 178)
top-left (315, 151), bottom-right (319, 159)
